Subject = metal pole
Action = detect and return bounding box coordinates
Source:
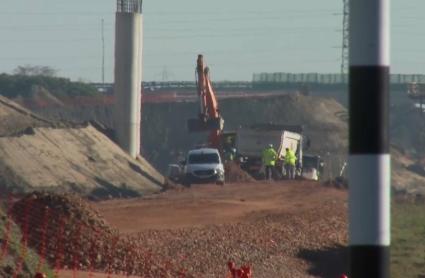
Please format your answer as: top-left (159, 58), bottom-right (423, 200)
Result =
top-left (102, 18), bottom-right (105, 85)
top-left (341, 0), bottom-right (349, 75)
top-left (349, 0), bottom-right (390, 277)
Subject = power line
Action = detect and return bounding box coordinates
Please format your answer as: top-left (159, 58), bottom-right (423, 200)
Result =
top-left (0, 56), bottom-right (101, 61)
top-left (144, 25), bottom-right (335, 32)
top-left (0, 11), bottom-right (113, 15)
top-left (0, 39), bottom-right (99, 43)
top-left (0, 9), bottom-right (335, 16)
top-left (0, 23), bottom-right (113, 28)
top-left (147, 9), bottom-right (336, 15)
top-left (144, 15), bottom-right (335, 24)
top-left (143, 30), bottom-right (339, 40)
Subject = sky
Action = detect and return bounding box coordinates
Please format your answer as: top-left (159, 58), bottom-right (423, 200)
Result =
top-left (0, 0), bottom-right (423, 82)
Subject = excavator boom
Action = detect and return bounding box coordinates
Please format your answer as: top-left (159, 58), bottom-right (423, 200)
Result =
top-left (187, 55), bottom-right (224, 148)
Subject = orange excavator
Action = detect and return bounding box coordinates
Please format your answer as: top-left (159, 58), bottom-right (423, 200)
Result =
top-left (187, 54), bottom-right (224, 149)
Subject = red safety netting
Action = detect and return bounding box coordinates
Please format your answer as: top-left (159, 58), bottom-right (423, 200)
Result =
top-left (1, 192), bottom-right (251, 278)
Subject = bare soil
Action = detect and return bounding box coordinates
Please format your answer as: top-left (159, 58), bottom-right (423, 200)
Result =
top-left (93, 181), bottom-right (349, 277)
top-left (96, 181), bottom-right (345, 232)
top-left (10, 181), bottom-right (349, 277)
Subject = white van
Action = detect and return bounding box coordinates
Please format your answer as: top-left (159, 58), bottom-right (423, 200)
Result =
top-left (183, 148), bottom-right (225, 186)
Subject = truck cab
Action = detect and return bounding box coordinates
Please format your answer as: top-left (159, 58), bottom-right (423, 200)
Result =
top-left (183, 148), bottom-right (225, 186)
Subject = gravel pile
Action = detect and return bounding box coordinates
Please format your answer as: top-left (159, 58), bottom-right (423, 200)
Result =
top-left (10, 192), bottom-right (348, 277)
top-left (10, 192), bottom-right (189, 277)
top-left (132, 200), bottom-right (348, 277)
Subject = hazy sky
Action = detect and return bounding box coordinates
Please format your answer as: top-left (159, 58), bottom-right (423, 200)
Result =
top-left (0, 0), bottom-right (422, 82)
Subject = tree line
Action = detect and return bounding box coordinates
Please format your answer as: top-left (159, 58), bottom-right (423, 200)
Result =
top-left (0, 65), bottom-right (99, 98)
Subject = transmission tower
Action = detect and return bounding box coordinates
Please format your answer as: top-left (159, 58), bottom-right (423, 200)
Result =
top-left (341, 0), bottom-right (349, 75)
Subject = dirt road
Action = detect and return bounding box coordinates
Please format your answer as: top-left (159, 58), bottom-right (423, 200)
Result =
top-left (92, 181), bottom-right (348, 277)
top-left (95, 181), bottom-right (346, 232)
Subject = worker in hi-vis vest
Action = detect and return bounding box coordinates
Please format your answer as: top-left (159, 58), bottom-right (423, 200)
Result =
top-left (284, 147), bottom-right (297, 179)
top-left (262, 144), bottom-right (277, 180)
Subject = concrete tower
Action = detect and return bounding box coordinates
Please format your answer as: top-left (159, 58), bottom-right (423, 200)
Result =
top-left (114, 0), bottom-right (143, 158)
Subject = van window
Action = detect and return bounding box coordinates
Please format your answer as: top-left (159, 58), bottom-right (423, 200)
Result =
top-left (303, 156), bottom-right (318, 168)
top-left (188, 153), bottom-right (219, 164)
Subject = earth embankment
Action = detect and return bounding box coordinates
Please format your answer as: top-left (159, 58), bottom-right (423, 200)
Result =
top-left (0, 96), bottom-right (163, 198)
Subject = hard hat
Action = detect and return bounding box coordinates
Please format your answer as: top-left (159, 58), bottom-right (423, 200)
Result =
top-left (268, 144), bottom-right (273, 148)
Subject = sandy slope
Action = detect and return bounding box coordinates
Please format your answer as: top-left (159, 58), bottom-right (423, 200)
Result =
top-left (0, 96), bottom-right (163, 197)
top-left (0, 125), bottom-right (162, 197)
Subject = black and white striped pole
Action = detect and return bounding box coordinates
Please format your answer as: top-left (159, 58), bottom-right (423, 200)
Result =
top-left (349, 0), bottom-right (390, 277)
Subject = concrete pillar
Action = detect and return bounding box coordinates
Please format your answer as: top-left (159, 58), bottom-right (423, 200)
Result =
top-left (114, 0), bottom-right (143, 158)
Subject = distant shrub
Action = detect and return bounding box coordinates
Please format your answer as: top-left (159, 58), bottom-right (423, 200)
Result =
top-left (0, 73), bottom-right (99, 99)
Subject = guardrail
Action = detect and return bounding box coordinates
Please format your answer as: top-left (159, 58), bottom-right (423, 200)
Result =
top-left (252, 72), bottom-right (425, 85)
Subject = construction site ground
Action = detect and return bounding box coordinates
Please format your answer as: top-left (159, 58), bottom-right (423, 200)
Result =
top-left (52, 181), bottom-right (425, 278)
top-left (92, 180), bottom-right (349, 277)
top-left (2, 88), bottom-right (425, 276)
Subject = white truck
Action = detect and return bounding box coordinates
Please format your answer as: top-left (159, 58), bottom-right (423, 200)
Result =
top-left (234, 127), bottom-right (303, 179)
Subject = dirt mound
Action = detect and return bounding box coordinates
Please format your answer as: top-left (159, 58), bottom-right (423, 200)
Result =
top-left (14, 87), bottom-right (65, 109)
top-left (224, 162), bottom-right (256, 183)
top-left (10, 192), bottom-right (188, 277)
top-left (0, 125), bottom-right (162, 198)
top-left (0, 97), bottom-right (163, 198)
top-left (221, 93), bottom-right (348, 154)
top-left (0, 95), bottom-right (54, 136)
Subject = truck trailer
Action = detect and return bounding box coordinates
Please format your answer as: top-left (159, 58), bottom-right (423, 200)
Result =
top-left (230, 127), bottom-right (303, 179)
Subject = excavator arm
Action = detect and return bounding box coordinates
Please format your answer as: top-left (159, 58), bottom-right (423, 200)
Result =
top-left (187, 55), bottom-right (224, 148)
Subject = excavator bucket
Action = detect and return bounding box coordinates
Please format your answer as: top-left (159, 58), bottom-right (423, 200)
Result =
top-left (187, 117), bottom-right (224, 132)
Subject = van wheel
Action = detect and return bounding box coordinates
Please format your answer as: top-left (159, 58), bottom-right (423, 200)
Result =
top-left (216, 180), bottom-right (225, 186)
top-left (183, 179), bottom-right (191, 188)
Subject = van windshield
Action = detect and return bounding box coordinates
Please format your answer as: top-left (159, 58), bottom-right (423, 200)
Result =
top-left (303, 156), bottom-right (318, 168)
top-left (188, 153), bottom-right (219, 164)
